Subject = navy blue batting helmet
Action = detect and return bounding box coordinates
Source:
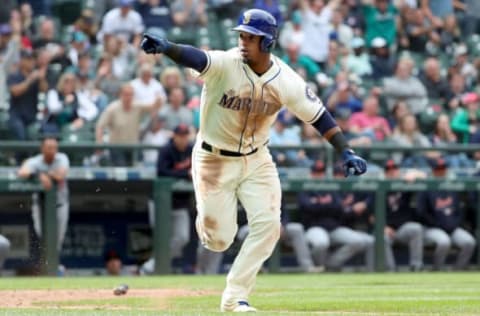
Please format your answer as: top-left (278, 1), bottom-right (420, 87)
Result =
top-left (233, 9), bottom-right (278, 52)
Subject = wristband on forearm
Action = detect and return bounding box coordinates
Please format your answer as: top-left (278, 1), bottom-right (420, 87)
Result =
top-left (312, 111), bottom-right (350, 154)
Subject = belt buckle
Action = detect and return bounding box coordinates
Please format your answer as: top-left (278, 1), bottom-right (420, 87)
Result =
top-left (211, 146), bottom-right (220, 155)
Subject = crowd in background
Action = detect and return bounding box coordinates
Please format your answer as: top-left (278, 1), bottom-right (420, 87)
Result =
top-left (0, 0), bottom-right (479, 171)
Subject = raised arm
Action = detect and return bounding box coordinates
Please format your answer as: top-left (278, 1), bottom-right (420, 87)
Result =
top-left (140, 33), bottom-right (208, 73)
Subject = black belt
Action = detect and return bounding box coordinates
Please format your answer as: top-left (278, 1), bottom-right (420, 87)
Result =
top-left (201, 141), bottom-right (258, 157)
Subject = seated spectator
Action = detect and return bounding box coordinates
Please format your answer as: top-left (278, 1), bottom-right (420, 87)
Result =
top-left (74, 9), bottom-right (99, 45)
top-left (160, 66), bottom-right (184, 95)
top-left (432, 113), bottom-right (473, 168)
top-left (381, 159), bottom-right (425, 272)
top-left (171, 0), bottom-right (208, 30)
top-left (456, 0), bottom-right (480, 37)
top-left (383, 57), bottom-right (428, 114)
top-left (362, 0), bottom-right (399, 48)
top-left (159, 87), bottom-right (193, 130)
top-left (99, 0), bottom-right (145, 47)
top-left (67, 31), bottom-right (89, 67)
top-left (279, 10), bottom-right (304, 49)
top-left (254, 0), bottom-right (283, 26)
top-left (323, 40), bottom-right (342, 80)
top-left (416, 158), bottom-right (476, 270)
top-left (136, 0), bottom-right (174, 32)
top-left (8, 50), bottom-right (48, 141)
top-left (282, 42), bottom-right (320, 83)
top-left (0, 234), bottom-right (9, 273)
top-left (418, 57), bottom-right (450, 102)
top-left (438, 14), bottom-right (460, 52)
top-left (349, 96), bottom-right (391, 142)
top-left (391, 114), bottom-right (438, 167)
top-left (141, 114), bottom-right (172, 166)
top-left (451, 44), bottom-right (477, 89)
top-left (103, 34), bottom-right (137, 80)
top-left (388, 100), bottom-right (411, 130)
top-left (345, 37), bottom-right (372, 78)
top-left (0, 18), bottom-right (21, 110)
top-left (104, 250), bottom-right (124, 276)
top-left (94, 54), bottom-right (124, 102)
top-left (326, 81), bottom-right (363, 116)
top-left (445, 73), bottom-right (466, 112)
top-left (131, 63), bottom-right (166, 105)
top-left (451, 92), bottom-right (480, 144)
top-left (420, 0), bottom-right (455, 28)
top-left (329, 8), bottom-right (353, 49)
top-left (17, 137), bottom-right (70, 251)
top-left (95, 84), bottom-right (162, 165)
top-left (32, 18), bottom-right (71, 72)
top-left (44, 72), bottom-right (98, 134)
top-left (336, 108), bottom-right (373, 146)
top-left (402, 7), bottom-right (439, 53)
top-left (19, 2), bottom-right (35, 37)
top-left (141, 124), bottom-right (193, 274)
top-left (299, 161), bottom-right (374, 271)
top-left (369, 37), bottom-right (396, 81)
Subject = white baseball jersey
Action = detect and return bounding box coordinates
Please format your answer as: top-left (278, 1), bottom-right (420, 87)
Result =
top-left (196, 47), bottom-right (326, 153)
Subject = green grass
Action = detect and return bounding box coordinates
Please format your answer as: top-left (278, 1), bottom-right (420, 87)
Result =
top-left (0, 273), bottom-right (479, 315)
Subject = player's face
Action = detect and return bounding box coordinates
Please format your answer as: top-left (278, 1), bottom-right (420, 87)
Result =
top-left (238, 32), bottom-right (263, 63)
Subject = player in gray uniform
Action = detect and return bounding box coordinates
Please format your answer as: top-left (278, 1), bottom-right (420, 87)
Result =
top-left (141, 9), bottom-right (367, 312)
top-left (18, 137), bottom-right (70, 251)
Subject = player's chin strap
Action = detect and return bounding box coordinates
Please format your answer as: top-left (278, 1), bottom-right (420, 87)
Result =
top-left (312, 111), bottom-right (349, 154)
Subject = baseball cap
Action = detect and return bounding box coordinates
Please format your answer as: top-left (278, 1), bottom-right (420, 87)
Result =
top-left (462, 92), bottom-right (479, 104)
top-left (371, 37), bottom-right (387, 48)
top-left (173, 123), bottom-right (190, 135)
top-left (429, 158), bottom-right (448, 170)
top-left (311, 160), bottom-right (326, 173)
top-left (118, 0), bottom-right (134, 6)
top-left (351, 37), bottom-right (365, 49)
top-left (0, 24), bottom-right (12, 35)
top-left (384, 159), bottom-right (399, 170)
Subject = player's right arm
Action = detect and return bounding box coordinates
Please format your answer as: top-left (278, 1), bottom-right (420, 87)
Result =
top-left (140, 33), bottom-right (208, 73)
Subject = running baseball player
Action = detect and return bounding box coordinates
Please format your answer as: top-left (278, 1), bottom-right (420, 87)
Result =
top-left (141, 9), bottom-right (367, 312)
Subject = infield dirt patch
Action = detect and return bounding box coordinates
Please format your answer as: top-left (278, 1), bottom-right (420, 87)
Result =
top-left (0, 288), bottom-right (211, 309)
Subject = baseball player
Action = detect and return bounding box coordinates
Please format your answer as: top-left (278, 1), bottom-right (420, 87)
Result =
top-left (0, 234), bottom-right (10, 273)
top-left (141, 9), bottom-right (367, 312)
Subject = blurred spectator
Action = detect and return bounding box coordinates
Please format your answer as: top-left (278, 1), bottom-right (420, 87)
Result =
top-left (451, 44), bottom-right (477, 89)
top-left (383, 57), bottom-right (428, 114)
top-left (160, 66), bottom-right (184, 95)
top-left (326, 81), bottom-right (363, 116)
top-left (416, 158), bottom-right (476, 270)
top-left (401, 7), bottom-right (439, 53)
top-left (279, 10), bottom-right (304, 48)
top-left (282, 42), bottom-right (320, 83)
top-left (99, 0), bottom-right (145, 47)
top-left (451, 92), bottom-right (480, 144)
top-left (362, 0), bottom-right (399, 47)
top-left (299, 161), bottom-right (373, 271)
top-left (136, 0), bottom-right (174, 32)
top-left (141, 114), bottom-right (172, 165)
top-left (103, 35), bottom-right (136, 80)
top-left (0, 234), bottom-right (9, 273)
top-left (94, 54), bottom-right (124, 101)
top-left (0, 19), bottom-right (21, 110)
top-left (74, 9), bottom-right (99, 45)
top-left (270, 111), bottom-right (310, 167)
top-left (17, 137), bottom-right (70, 251)
top-left (341, 0), bottom-right (365, 34)
top-left (349, 96), bottom-right (391, 141)
top-left (171, 0), bottom-right (208, 30)
top-left (299, 0), bottom-right (341, 67)
top-left (418, 57), bottom-right (450, 101)
top-left (95, 84), bottom-right (161, 165)
top-left (388, 100), bottom-right (411, 130)
top-left (420, 0), bottom-right (454, 26)
top-left (369, 37), bottom-right (396, 81)
top-left (8, 50), bottom-right (48, 140)
top-left (456, 0), bottom-right (480, 37)
top-left (104, 250), bottom-right (124, 275)
top-left (438, 14), bottom-right (459, 52)
top-left (335, 108), bottom-right (373, 146)
top-left (445, 73), bottom-right (466, 111)
top-left (141, 124), bottom-right (193, 274)
top-left (67, 32), bottom-right (89, 67)
top-left (431, 113), bottom-right (473, 168)
top-left (329, 8), bottom-right (353, 49)
top-left (159, 87), bottom-right (193, 130)
top-left (382, 159), bottom-right (425, 271)
top-left (19, 2), bottom-right (35, 37)
top-left (391, 113), bottom-right (438, 167)
top-left (345, 37), bottom-right (372, 78)
top-left (323, 40), bottom-right (342, 79)
top-left (32, 18), bottom-right (71, 71)
top-left (44, 72), bottom-right (98, 134)
top-left (254, 0), bottom-right (283, 26)
top-left (131, 63), bottom-right (166, 105)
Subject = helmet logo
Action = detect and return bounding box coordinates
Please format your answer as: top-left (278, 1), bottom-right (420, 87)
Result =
top-left (243, 12), bottom-right (251, 24)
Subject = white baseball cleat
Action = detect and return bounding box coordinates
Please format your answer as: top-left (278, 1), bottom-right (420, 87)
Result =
top-left (222, 301), bottom-right (257, 312)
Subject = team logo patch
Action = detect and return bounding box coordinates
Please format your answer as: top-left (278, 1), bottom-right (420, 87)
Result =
top-left (305, 86), bottom-right (319, 102)
top-left (243, 12), bottom-right (251, 24)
